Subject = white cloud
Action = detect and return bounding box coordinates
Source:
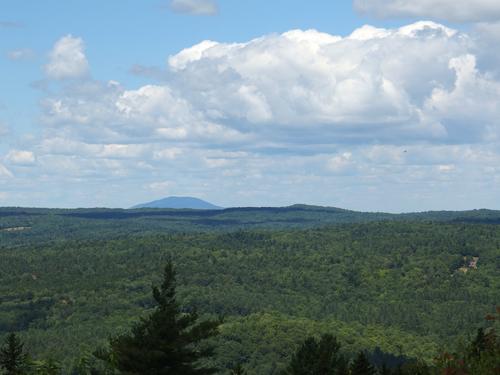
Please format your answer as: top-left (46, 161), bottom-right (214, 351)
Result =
top-left (45, 35), bottom-right (89, 79)
top-left (5, 150), bottom-right (36, 165)
top-left (327, 152), bottom-right (356, 175)
top-left (40, 79), bottom-right (250, 146)
top-left (168, 40), bottom-right (226, 71)
top-left (153, 148), bottom-right (183, 160)
top-left (38, 138), bottom-right (149, 160)
top-left (438, 164), bottom-right (455, 172)
top-left (148, 180), bottom-right (173, 193)
top-left (424, 54), bottom-right (500, 142)
top-left (164, 23), bottom-right (484, 145)
top-left (169, 0), bottom-right (218, 16)
top-left (354, 0), bottom-right (500, 22)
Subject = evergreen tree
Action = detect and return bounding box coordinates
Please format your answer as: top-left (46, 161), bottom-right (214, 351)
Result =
top-left (99, 260), bottom-right (221, 374)
top-left (281, 334), bottom-right (348, 374)
top-left (350, 352), bottom-right (375, 375)
top-left (0, 333), bottom-right (28, 375)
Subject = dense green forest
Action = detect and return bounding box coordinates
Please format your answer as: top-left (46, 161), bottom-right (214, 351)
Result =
top-left (1, 206), bottom-right (499, 373)
top-left (2, 205), bottom-right (500, 246)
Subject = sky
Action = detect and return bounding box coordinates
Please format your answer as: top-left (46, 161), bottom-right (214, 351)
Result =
top-left (1, 0), bottom-right (500, 212)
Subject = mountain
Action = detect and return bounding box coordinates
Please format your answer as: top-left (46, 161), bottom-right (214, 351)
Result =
top-left (131, 196), bottom-right (223, 210)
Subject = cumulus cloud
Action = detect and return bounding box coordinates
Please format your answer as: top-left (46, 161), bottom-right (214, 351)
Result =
top-left (40, 80), bottom-right (248, 145)
top-left (424, 54), bottom-right (500, 142)
top-left (169, 0), bottom-right (218, 16)
top-left (354, 0), bottom-right (500, 22)
top-left (45, 35), bottom-right (89, 79)
top-left (164, 23), bottom-right (492, 145)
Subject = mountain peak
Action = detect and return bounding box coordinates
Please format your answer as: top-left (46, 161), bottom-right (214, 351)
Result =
top-left (131, 196), bottom-right (223, 210)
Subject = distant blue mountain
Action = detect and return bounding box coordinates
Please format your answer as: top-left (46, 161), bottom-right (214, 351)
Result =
top-left (131, 196), bottom-right (223, 210)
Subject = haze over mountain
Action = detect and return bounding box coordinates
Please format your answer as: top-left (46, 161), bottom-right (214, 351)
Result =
top-left (132, 196), bottom-right (223, 210)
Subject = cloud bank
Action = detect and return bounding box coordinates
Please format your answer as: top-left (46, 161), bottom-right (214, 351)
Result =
top-left (3, 22), bottom-right (500, 210)
top-left (40, 22), bottom-right (493, 148)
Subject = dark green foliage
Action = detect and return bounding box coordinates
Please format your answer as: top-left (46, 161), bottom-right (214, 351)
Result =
top-left (398, 361), bottom-right (431, 375)
top-left (470, 328), bottom-right (487, 358)
top-left (3, 205), bottom-right (500, 248)
top-left (99, 261), bottom-right (221, 374)
top-left (366, 347), bottom-right (408, 370)
top-left (349, 352), bottom-right (375, 375)
top-left (229, 363), bottom-right (248, 374)
top-left (378, 364), bottom-right (391, 375)
top-left (69, 353), bottom-right (102, 375)
top-left (0, 333), bottom-right (27, 375)
top-left (281, 334), bottom-right (348, 375)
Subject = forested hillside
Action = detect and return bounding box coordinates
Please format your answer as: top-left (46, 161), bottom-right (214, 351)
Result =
top-left (1, 217), bottom-right (499, 373)
top-left (2, 205), bottom-right (500, 247)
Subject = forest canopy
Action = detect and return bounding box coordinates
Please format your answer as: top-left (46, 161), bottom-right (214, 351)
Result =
top-left (0, 207), bottom-right (499, 373)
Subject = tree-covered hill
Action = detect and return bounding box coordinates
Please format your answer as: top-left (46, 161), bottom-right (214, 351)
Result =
top-left (1, 221), bottom-right (499, 373)
top-left (2, 205), bottom-right (500, 247)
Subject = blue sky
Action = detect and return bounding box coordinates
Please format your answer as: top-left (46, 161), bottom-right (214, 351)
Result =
top-left (1, 0), bottom-right (500, 211)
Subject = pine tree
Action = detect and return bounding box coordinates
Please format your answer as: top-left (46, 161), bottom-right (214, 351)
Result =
top-left (350, 351), bottom-right (376, 375)
top-left (281, 334), bottom-right (348, 374)
top-left (0, 333), bottom-right (28, 375)
top-left (99, 260), bottom-right (221, 374)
